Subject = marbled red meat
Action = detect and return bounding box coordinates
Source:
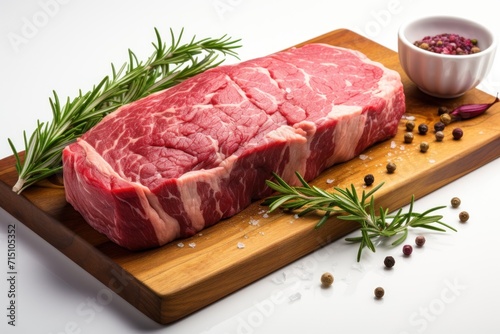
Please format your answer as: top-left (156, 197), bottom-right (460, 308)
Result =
top-left (62, 44), bottom-right (406, 250)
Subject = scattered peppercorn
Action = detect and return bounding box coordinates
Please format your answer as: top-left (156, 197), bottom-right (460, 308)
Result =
top-left (459, 211), bottom-right (469, 222)
top-left (404, 132), bottom-right (414, 143)
top-left (321, 272), bottom-right (334, 287)
top-left (418, 123), bottom-right (428, 135)
top-left (434, 122), bottom-right (446, 132)
top-left (452, 128), bottom-right (463, 140)
top-left (420, 142), bottom-right (429, 153)
top-left (415, 235), bottom-right (426, 247)
top-left (402, 244), bottom-right (413, 256)
top-left (364, 174), bottom-right (375, 186)
top-left (438, 106), bottom-right (450, 115)
top-left (451, 197), bottom-right (461, 208)
top-left (406, 120), bottom-right (415, 131)
top-left (386, 162), bottom-right (397, 174)
top-left (374, 287), bottom-right (385, 299)
top-left (435, 131), bottom-right (445, 142)
top-left (384, 256), bottom-right (395, 268)
top-left (440, 113), bottom-right (452, 125)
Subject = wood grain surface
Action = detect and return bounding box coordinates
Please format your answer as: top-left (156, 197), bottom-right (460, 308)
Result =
top-left (0, 29), bottom-right (499, 324)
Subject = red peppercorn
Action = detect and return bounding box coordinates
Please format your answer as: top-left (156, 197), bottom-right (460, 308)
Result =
top-left (452, 128), bottom-right (463, 140)
top-left (415, 235), bottom-right (426, 247)
top-left (402, 244), bottom-right (413, 256)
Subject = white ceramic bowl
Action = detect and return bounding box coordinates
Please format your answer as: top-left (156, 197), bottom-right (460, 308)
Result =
top-left (398, 16), bottom-right (497, 98)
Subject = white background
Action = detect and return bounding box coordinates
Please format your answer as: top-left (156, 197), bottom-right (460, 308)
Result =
top-left (1, 0), bottom-right (499, 333)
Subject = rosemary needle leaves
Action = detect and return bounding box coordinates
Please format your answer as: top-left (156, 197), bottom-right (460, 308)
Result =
top-left (8, 28), bottom-right (241, 194)
top-left (262, 172), bottom-right (456, 261)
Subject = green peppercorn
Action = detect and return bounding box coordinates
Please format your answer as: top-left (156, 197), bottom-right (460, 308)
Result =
top-left (374, 287), bottom-right (385, 299)
top-left (364, 174), bottom-right (374, 186)
top-left (435, 131), bottom-right (444, 142)
top-left (440, 113), bottom-right (452, 125)
top-left (451, 197), bottom-right (461, 208)
top-left (418, 123), bottom-right (428, 135)
top-left (405, 120), bottom-right (415, 131)
top-left (418, 42), bottom-right (429, 50)
top-left (420, 142), bottom-right (429, 152)
top-left (386, 162), bottom-right (396, 174)
top-left (321, 272), bottom-right (334, 287)
top-left (404, 132), bottom-right (414, 143)
top-left (459, 211), bottom-right (469, 222)
top-left (434, 122), bottom-right (446, 132)
top-left (452, 128), bottom-right (463, 140)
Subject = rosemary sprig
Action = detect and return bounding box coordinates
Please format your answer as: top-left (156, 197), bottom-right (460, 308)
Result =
top-left (8, 28), bottom-right (241, 194)
top-left (262, 172), bottom-right (457, 261)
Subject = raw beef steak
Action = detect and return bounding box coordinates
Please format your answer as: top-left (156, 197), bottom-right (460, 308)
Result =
top-left (62, 43), bottom-right (406, 250)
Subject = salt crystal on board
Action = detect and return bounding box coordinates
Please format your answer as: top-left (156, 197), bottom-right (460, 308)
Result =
top-left (177, 242), bottom-right (184, 248)
top-left (390, 141), bottom-right (397, 149)
top-left (188, 242), bottom-right (196, 248)
top-left (249, 218), bottom-right (260, 226)
top-left (237, 242), bottom-right (245, 249)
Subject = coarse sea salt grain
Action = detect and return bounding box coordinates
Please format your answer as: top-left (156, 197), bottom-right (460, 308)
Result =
top-left (177, 242), bottom-right (184, 248)
top-left (188, 242), bottom-right (196, 248)
top-left (390, 141), bottom-right (397, 149)
top-left (262, 213), bottom-right (269, 218)
top-left (237, 242), bottom-right (245, 249)
top-left (249, 218), bottom-right (260, 226)
top-left (326, 178), bottom-right (334, 184)
top-left (359, 154), bottom-right (369, 160)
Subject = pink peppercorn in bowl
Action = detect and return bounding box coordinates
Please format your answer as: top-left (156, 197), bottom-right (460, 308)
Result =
top-left (398, 15), bottom-right (497, 98)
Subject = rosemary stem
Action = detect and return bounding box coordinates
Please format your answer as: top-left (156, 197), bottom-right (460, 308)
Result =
top-left (9, 28), bottom-right (241, 194)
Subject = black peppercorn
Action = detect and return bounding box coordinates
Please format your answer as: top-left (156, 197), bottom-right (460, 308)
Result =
top-left (437, 106), bottom-right (450, 115)
top-left (384, 256), bottom-right (395, 268)
top-left (405, 120), bottom-right (415, 131)
top-left (434, 122), bottom-right (446, 132)
top-left (374, 287), bottom-right (385, 299)
top-left (418, 124), bottom-right (428, 135)
top-left (364, 174), bottom-right (374, 186)
top-left (404, 132), bottom-right (414, 143)
top-left (386, 162), bottom-right (396, 174)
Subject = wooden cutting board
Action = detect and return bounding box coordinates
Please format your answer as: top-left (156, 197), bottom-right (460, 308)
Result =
top-left (0, 29), bottom-right (499, 324)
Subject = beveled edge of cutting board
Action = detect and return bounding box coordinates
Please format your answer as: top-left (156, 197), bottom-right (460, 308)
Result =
top-left (0, 28), bottom-right (499, 324)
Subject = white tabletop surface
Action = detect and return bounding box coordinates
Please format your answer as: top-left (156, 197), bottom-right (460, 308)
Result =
top-left (1, 1), bottom-right (499, 333)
